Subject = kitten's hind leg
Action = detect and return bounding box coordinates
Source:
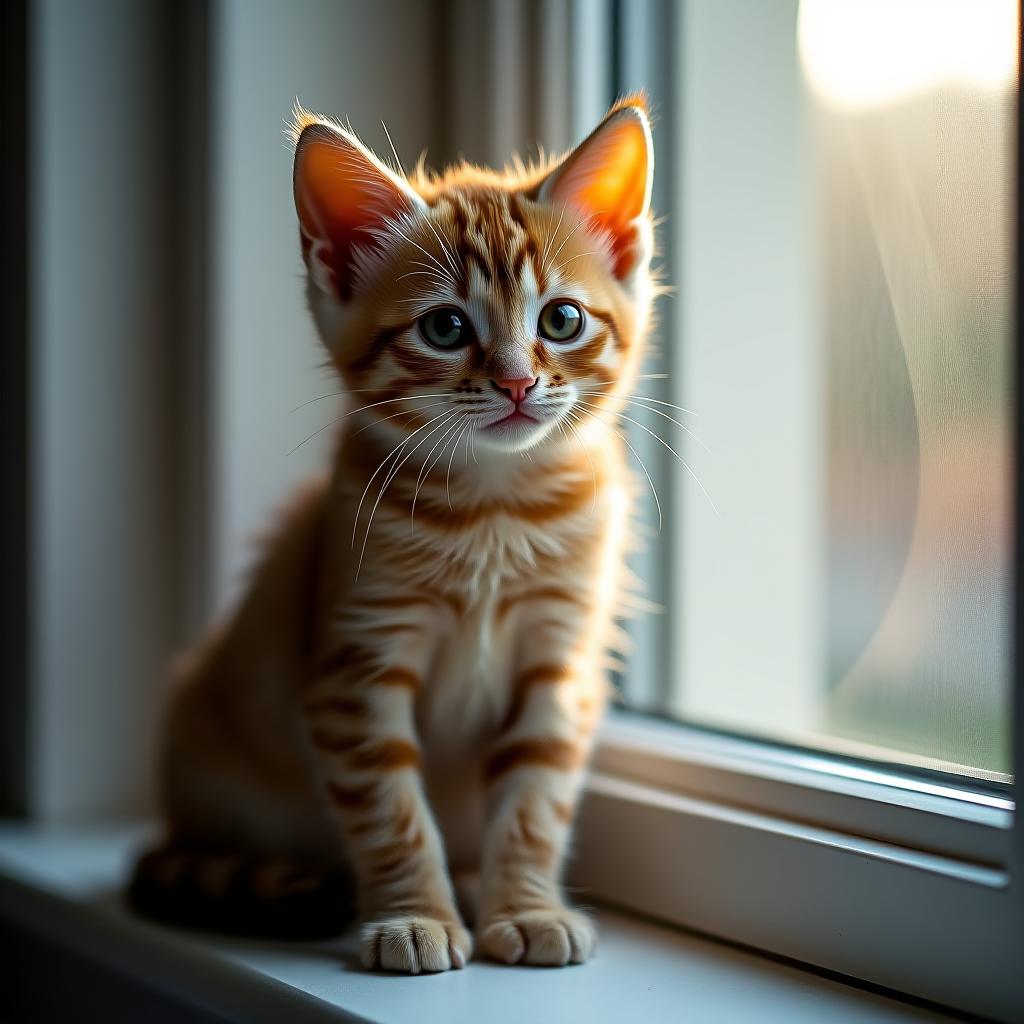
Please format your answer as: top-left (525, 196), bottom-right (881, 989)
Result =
top-left (128, 844), bottom-right (356, 939)
top-left (134, 476), bottom-right (352, 937)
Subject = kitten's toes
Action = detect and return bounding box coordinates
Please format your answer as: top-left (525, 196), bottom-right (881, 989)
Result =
top-left (360, 915), bottom-right (472, 974)
top-left (478, 907), bottom-right (596, 966)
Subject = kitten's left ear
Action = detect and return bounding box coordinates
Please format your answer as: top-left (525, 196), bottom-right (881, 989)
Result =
top-left (291, 105), bottom-right (425, 300)
top-left (535, 96), bottom-right (654, 280)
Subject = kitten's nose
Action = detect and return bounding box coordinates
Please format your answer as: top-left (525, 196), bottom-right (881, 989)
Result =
top-left (492, 377), bottom-right (537, 404)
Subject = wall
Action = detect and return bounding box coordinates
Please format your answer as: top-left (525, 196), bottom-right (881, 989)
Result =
top-left (30, 0), bottom-right (180, 818)
top-left (211, 0), bottom-right (441, 610)
top-left (28, 0), bottom-right (442, 818)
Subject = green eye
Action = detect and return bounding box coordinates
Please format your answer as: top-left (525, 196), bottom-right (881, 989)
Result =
top-left (538, 300), bottom-right (584, 342)
top-left (419, 308), bottom-right (473, 350)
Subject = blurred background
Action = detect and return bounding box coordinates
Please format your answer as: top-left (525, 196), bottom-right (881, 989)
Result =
top-left (1, 0), bottom-right (1015, 825)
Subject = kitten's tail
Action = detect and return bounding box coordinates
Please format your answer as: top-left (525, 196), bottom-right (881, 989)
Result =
top-left (128, 843), bottom-right (356, 939)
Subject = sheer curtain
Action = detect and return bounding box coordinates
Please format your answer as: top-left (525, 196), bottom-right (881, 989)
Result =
top-left (661, 0), bottom-right (1015, 780)
top-left (811, 4), bottom-right (1015, 776)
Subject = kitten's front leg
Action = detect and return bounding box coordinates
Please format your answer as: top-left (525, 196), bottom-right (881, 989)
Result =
top-left (476, 659), bottom-right (604, 966)
top-left (304, 661), bottom-right (469, 973)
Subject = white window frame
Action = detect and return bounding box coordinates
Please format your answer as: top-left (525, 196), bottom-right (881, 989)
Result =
top-left (574, 712), bottom-right (1018, 1018)
top-left (563, 3), bottom-right (1023, 1019)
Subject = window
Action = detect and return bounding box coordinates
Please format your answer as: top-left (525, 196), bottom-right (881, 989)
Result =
top-left (570, 2), bottom-right (1022, 1019)
top-left (618, 0), bottom-right (1015, 785)
top-left (11, 1), bottom-right (1023, 1020)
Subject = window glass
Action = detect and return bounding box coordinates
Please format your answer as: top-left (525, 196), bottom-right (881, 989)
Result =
top-left (625, 0), bottom-right (1016, 782)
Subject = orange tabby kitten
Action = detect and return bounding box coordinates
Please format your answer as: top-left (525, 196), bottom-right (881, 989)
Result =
top-left (133, 96), bottom-right (656, 973)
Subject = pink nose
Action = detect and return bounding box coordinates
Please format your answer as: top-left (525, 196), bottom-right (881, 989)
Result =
top-left (493, 377), bottom-right (537, 404)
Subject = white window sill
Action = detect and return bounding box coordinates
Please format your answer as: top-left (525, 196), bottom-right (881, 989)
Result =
top-left (0, 822), bottom-right (956, 1023)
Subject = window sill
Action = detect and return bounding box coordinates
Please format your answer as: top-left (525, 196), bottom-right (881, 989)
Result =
top-left (0, 822), bottom-right (955, 1023)
top-left (573, 713), bottom-right (1018, 1020)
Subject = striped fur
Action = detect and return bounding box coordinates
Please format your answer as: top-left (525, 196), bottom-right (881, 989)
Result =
top-left (137, 97), bottom-right (657, 973)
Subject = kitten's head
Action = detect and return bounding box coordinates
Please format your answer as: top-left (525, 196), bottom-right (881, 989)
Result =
top-left (291, 98), bottom-right (655, 455)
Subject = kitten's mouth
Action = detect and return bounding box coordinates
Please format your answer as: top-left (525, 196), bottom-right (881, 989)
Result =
top-left (486, 410), bottom-right (538, 430)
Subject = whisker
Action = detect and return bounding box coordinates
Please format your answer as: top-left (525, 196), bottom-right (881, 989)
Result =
top-left (622, 393), bottom-right (698, 417)
top-left (545, 210), bottom-right (605, 274)
top-left (350, 407), bottom-right (453, 548)
top-left (292, 389), bottom-right (451, 416)
top-left (399, 262), bottom-right (454, 298)
top-left (291, 392), bottom-right (346, 412)
top-left (579, 401), bottom-right (718, 516)
top-left (296, 386), bottom-right (453, 411)
top-left (585, 409), bottom-right (663, 531)
top-left (380, 119), bottom-right (403, 173)
top-left (346, 393), bottom-right (452, 414)
top-left (423, 218), bottom-right (462, 280)
top-left (579, 394), bottom-right (710, 452)
top-left (562, 409), bottom-right (599, 513)
top-left (397, 269), bottom-right (446, 282)
top-left (389, 223), bottom-right (454, 283)
top-left (289, 393), bottom-right (453, 453)
top-left (445, 419), bottom-right (471, 510)
top-left (401, 295), bottom-right (446, 309)
top-left (351, 399), bottom-right (452, 437)
top-left (540, 205), bottom-right (566, 270)
top-left (411, 415), bottom-right (464, 530)
top-left (356, 411), bottom-right (458, 572)
top-left (350, 440), bottom-right (410, 551)
top-left (587, 372), bottom-right (671, 390)
top-left (554, 416), bottom-right (585, 508)
top-left (356, 410), bottom-right (458, 579)
top-left (437, 217), bottom-right (466, 288)
top-left (582, 387), bottom-right (696, 416)
top-left (549, 249), bottom-right (602, 277)
top-left (287, 415), bottom-right (348, 456)
top-left (402, 263), bottom-right (452, 291)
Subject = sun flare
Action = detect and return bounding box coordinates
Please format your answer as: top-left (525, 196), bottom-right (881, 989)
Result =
top-left (798, 0), bottom-right (1018, 111)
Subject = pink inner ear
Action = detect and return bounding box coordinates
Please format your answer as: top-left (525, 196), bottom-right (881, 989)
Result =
top-left (544, 108), bottom-right (651, 279)
top-left (294, 126), bottom-right (418, 299)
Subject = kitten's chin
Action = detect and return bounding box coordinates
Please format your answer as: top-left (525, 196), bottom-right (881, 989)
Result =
top-left (473, 413), bottom-right (560, 454)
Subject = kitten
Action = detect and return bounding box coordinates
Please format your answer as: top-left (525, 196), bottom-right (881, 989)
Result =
top-left (132, 96), bottom-right (656, 973)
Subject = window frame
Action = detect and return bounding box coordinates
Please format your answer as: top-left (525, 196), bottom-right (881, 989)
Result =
top-left (573, 725), bottom-right (1019, 1018)
top-left (566, 2), bottom-right (1024, 1019)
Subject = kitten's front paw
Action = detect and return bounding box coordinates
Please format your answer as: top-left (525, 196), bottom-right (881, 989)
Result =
top-left (478, 907), bottom-right (596, 966)
top-left (360, 914), bottom-right (472, 974)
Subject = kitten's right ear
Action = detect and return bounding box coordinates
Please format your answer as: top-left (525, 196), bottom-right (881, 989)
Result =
top-left (291, 106), bottom-right (424, 300)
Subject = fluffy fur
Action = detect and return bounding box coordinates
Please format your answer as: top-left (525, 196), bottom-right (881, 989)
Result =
top-left (132, 96), bottom-right (658, 973)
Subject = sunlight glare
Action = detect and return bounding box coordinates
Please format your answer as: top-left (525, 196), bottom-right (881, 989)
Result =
top-left (798, 0), bottom-right (1018, 111)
